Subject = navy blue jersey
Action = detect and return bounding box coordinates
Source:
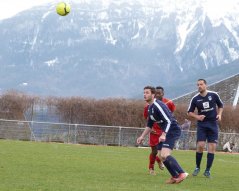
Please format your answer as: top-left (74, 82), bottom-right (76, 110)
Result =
top-left (147, 99), bottom-right (179, 133)
top-left (188, 91), bottom-right (223, 122)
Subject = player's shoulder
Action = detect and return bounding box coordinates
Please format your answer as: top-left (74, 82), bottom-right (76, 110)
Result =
top-left (153, 99), bottom-right (165, 107)
top-left (191, 92), bottom-right (200, 100)
top-left (207, 90), bottom-right (220, 96)
top-left (144, 104), bottom-right (149, 109)
top-left (162, 97), bottom-right (170, 103)
top-left (162, 97), bottom-right (174, 104)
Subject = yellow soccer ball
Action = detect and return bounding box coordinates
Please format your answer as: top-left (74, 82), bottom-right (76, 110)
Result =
top-left (56, 2), bottom-right (71, 16)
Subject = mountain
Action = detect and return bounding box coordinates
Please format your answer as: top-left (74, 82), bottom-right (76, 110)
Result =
top-left (0, 0), bottom-right (239, 98)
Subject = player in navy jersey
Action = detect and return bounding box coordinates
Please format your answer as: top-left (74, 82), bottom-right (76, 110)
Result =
top-left (137, 86), bottom-right (188, 184)
top-left (188, 79), bottom-right (223, 178)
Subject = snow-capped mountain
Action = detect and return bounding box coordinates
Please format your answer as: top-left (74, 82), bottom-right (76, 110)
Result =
top-left (0, 0), bottom-right (239, 98)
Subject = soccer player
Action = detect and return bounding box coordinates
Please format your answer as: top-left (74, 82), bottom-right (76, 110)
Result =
top-left (180, 119), bottom-right (191, 150)
top-left (143, 86), bottom-right (176, 175)
top-left (188, 79), bottom-right (223, 178)
top-left (137, 86), bottom-right (188, 184)
top-left (223, 141), bottom-right (235, 153)
top-left (155, 86), bottom-right (176, 112)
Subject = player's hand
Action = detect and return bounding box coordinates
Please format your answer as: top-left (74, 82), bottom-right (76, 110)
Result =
top-left (159, 133), bottom-right (166, 143)
top-left (151, 130), bottom-right (157, 134)
top-left (216, 114), bottom-right (222, 121)
top-left (137, 136), bottom-right (144, 144)
top-left (197, 115), bottom-right (206, 121)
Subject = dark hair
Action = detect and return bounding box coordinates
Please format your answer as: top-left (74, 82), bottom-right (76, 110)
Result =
top-left (156, 86), bottom-right (164, 91)
top-left (198, 79), bottom-right (207, 84)
top-left (144, 86), bottom-right (156, 94)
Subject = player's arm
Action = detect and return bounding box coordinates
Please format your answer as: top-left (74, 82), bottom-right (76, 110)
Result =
top-left (217, 107), bottom-right (223, 121)
top-left (137, 117), bottom-right (154, 144)
top-left (159, 132), bottom-right (166, 143)
top-left (187, 98), bottom-right (205, 121)
top-left (188, 112), bottom-right (206, 121)
top-left (215, 93), bottom-right (224, 121)
top-left (169, 100), bottom-right (176, 113)
top-left (137, 127), bottom-right (152, 144)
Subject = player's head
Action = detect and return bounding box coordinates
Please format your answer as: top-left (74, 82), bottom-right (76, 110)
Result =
top-left (155, 86), bottom-right (164, 101)
top-left (197, 79), bottom-right (207, 93)
top-left (144, 86), bottom-right (155, 103)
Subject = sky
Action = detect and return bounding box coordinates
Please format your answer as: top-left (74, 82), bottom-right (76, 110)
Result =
top-left (0, 0), bottom-right (238, 20)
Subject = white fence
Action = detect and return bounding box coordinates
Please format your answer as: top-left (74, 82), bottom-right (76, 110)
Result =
top-left (0, 119), bottom-right (238, 152)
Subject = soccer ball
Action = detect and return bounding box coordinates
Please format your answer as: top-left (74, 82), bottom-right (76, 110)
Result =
top-left (56, 2), bottom-right (71, 16)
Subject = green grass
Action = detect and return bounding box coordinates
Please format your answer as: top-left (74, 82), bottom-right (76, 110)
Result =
top-left (0, 139), bottom-right (238, 191)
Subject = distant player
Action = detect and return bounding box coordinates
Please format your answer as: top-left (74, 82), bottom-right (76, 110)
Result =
top-left (223, 141), bottom-right (235, 153)
top-left (138, 86), bottom-right (188, 184)
top-left (179, 119), bottom-right (191, 150)
top-left (188, 79), bottom-right (223, 178)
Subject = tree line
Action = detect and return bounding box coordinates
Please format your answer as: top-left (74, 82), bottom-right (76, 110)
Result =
top-left (0, 91), bottom-right (238, 132)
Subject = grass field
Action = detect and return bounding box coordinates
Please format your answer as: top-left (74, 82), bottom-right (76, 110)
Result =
top-left (0, 139), bottom-right (238, 191)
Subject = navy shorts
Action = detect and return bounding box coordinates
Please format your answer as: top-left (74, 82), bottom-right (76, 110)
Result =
top-left (157, 128), bottom-right (181, 150)
top-left (197, 121), bottom-right (219, 143)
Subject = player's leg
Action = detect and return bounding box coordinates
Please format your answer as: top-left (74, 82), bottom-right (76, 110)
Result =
top-left (149, 145), bottom-right (157, 175)
top-left (203, 142), bottom-right (216, 178)
top-left (160, 131), bottom-right (188, 184)
top-left (156, 150), bottom-right (164, 170)
top-left (192, 141), bottom-right (205, 176)
top-left (193, 125), bottom-right (206, 176)
top-left (160, 147), bottom-right (176, 183)
top-left (161, 147), bottom-right (188, 184)
top-left (148, 133), bottom-right (159, 175)
top-left (158, 142), bottom-right (176, 182)
top-left (204, 122), bottom-right (218, 178)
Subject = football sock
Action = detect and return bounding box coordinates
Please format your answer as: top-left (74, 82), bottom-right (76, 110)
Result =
top-left (155, 155), bottom-right (161, 163)
top-left (196, 152), bottom-right (203, 169)
top-left (163, 156), bottom-right (183, 177)
top-left (167, 155), bottom-right (184, 174)
top-left (163, 160), bottom-right (177, 177)
top-left (206, 153), bottom-right (214, 171)
top-left (149, 153), bottom-right (156, 170)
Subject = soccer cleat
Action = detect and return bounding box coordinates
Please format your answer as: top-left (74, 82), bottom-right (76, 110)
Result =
top-left (165, 177), bottom-right (176, 184)
top-left (158, 162), bottom-right (165, 170)
top-left (149, 168), bottom-right (156, 175)
top-left (203, 170), bottom-right (211, 178)
top-left (192, 168), bottom-right (200, 176)
top-left (174, 172), bottom-right (189, 184)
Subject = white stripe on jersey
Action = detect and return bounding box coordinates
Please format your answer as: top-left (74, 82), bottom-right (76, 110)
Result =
top-left (187, 93), bottom-right (199, 112)
top-left (153, 99), bottom-right (171, 133)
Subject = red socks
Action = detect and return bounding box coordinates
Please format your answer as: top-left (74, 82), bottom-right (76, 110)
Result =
top-left (149, 153), bottom-right (156, 169)
top-left (149, 153), bottom-right (161, 169)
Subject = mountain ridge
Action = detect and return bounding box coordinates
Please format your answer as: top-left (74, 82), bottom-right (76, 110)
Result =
top-left (0, 0), bottom-right (239, 98)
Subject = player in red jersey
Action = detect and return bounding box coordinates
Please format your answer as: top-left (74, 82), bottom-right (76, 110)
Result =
top-left (144, 86), bottom-right (176, 175)
top-left (155, 86), bottom-right (176, 113)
